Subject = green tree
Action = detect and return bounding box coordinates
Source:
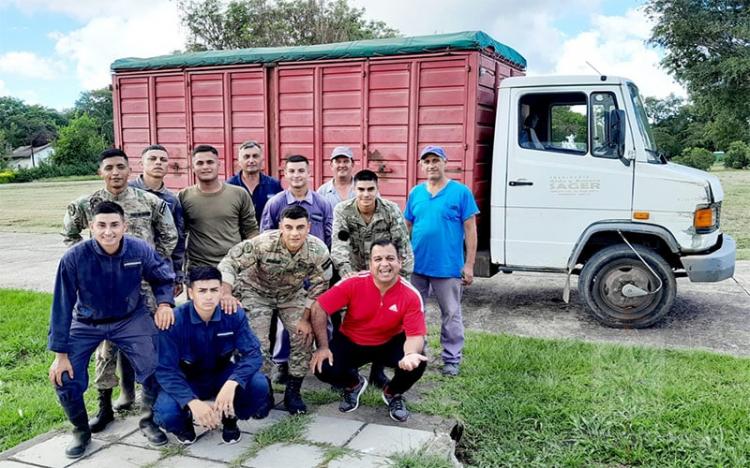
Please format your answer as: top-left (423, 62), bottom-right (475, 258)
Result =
top-left (178, 0), bottom-right (399, 51)
top-left (70, 88), bottom-right (114, 145)
top-left (723, 140), bottom-right (749, 169)
top-left (0, 97), bottom-right (67, 149)
top-left (51, 114), bottom-right (107, 167)
top-left (646, 0), bottom-right (750, 147)
top-left (672, 146), bottom-right (715, 171)
top-left (643, 94), bottom-right (710, 158)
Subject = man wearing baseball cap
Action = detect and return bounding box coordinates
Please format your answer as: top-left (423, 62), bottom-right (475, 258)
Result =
top-left (317, 146), bottom-right (356, 207)
top-left (404, 145), bottom-right (479, 377)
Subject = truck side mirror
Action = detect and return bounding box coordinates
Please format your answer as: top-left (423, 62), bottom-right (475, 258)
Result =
top-left (609, 109), bottom-right (626, 158)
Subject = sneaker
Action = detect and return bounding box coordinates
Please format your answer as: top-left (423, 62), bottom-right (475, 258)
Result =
top-left (174, 424), bottom-right (197, 445)
top-left (221, 417), bottom-right (242, 444)
top-left (339, 374), bottom-right (368, 413)
top-left (382, 392), bottom-right (410, 422)
top-left (442, 363), bottom-right (460, 377)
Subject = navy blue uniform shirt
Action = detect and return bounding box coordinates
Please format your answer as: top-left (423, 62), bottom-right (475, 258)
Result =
top-left (227, 172), bottom-right (283, 224)
top-left (48, 236), bottom-right (176, 353)
top-left (156, 302), bottom-right (263, 408)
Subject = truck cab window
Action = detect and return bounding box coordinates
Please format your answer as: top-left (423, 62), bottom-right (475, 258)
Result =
top-left (591, 92), bottom-right (618, 158)
top-left (519, 92), bottom-right (587, 155)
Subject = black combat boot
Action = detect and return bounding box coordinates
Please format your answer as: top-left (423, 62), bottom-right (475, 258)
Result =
top-left (139, 383), bottom-right (168, 446)
top-left (88, 388), bottom-right (114, 433)
top-left (113, 354), bottom-right (136, 411)
top-left (273, 362), bottom-right (289, 385)
top-left (63, 401), bottom-right (91, 459)
top-left (283, 376), bottom-right (307, 415)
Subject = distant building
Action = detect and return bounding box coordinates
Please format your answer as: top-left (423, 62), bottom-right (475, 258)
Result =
top-left (7, 144), bottom-right (55, 169)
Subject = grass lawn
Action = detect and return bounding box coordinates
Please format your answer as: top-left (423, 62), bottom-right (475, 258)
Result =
top-left (713, 166), bottom-right (750, 260)
top-left (3, 289), bottom-right (750, 466)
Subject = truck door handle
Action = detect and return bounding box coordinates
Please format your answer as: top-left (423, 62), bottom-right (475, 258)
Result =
top-left (509, 180), bottom-right (533, 186)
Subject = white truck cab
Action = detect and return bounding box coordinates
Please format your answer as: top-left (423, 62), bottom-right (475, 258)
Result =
top-left (487, 75), bottom-right (736, 327)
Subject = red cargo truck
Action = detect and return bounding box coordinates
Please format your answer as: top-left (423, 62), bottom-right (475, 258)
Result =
top-left (111, 31), bottom-right (526, 244)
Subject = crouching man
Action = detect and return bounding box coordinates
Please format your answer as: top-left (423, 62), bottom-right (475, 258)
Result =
top-left (308, 239), bottom-right (428, 422)
top-left (48, 201), bottom-right (175, 458)
top-left (153, 266), bottom-right (273, 444)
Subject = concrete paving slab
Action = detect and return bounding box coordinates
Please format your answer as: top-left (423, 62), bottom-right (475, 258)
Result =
top-left (0, 461), bottom-right (38, 468)
top-left (303, 414), bottom-right (365, 446)
top-left (68, 444), bottom-right (161, 467)
top-left (346, 423), bottom-right (434, 458)
top-left (328, 452), bottom-right (393, 468)
top-left (90, 416), bottom-right (140, 442)
top-left (10, 434), bottom-right (105, 468)
top-left (184, 429), bottom-right (254, 463)
top-left (242, 443), bottom-right (325, 468)
top-left (153, 455), bottom-right (227, 468)
top-left (237, 409), bottom-right (288, 434)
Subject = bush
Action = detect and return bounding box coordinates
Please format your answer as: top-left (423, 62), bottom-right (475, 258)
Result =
top-left (0, 170), bottom-right (15, 183)
top-left (10, 161), bottom-right (97, 183)
top-left (672, 147), bottom-right (715, 171)
top-left (723, 141), bottom-right (749, 169)
top-left (51, 114), bottom-right (107, 166)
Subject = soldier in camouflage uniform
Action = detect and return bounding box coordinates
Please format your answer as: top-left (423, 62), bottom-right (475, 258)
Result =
top-left (218, 205), bottom-right (331, 415)
top-left (62, 148), bottom-right (178, 434)
top-left (332, 169), bottom-right (414, 279)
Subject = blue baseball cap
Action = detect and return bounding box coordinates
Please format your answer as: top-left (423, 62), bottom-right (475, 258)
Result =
top-left (419, 145), bottom-right (447, 160)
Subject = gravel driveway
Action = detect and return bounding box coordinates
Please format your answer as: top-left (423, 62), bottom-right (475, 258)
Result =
top-left (3, 232), bottom-right (749, 357)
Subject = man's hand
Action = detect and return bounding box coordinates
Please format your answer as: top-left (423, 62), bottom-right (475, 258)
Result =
top-left (49, 353), bottom-right (73, 387)
top-left (309, 348), bottom-right (334, 374)
top-left (188, 399), bottom-right (220, 429)
top-left (461, 264), bottom-right (474, 286)
top-left (295, 318), bottom-right (313, 347)
top-left (398, 353), bottom-right (428, 371)
top-left (220, 283), bottom-right (240, 314)
top-left (214, 381), bottom-right (238, 418)
top-left (154, 303), bottom-right (175, 330)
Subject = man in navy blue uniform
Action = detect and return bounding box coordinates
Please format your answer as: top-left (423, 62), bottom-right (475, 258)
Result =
top-left (154, 266), bottom-right (273, 444)
top-left (48, 201), bottom-right (176, 458)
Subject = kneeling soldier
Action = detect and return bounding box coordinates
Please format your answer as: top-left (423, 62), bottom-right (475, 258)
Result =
top-left (48, 201), bottom-right (175, 458)
top-left (153, 266), bottom-right (273, 444)
top-left (218, 205), bottom-right (332, 415)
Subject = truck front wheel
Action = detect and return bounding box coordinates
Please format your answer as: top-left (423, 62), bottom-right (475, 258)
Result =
top-left (578, 244), bottom-right (676, 328)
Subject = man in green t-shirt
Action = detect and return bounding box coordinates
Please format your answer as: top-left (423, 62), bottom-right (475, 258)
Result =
top-left (179, 145), bottom-right (259, 271)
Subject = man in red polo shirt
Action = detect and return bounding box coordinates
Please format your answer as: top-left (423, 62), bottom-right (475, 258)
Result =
top-left (307, 238), bottom-right (428, 422)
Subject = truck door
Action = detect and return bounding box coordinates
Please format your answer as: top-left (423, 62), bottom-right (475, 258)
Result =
top-left (504, 87), bottom-right (633, 268)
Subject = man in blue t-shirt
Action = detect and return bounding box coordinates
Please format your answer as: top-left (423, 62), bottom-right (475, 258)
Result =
top-left (404, 145), bottom-right (479, 377)
top-left (227, 140), bottom-right (283, 224)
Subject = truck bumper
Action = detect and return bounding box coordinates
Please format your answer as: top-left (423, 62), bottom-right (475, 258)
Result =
top-left (681, 234), bottom-right (736, 282)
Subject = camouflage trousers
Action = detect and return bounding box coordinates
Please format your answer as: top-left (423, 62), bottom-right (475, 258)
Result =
top-left (240, 288), bottom-right (311, 378)
top-left (94, 285), bottom-right (156, 389)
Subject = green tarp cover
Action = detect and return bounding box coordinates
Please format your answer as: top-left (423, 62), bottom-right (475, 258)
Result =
top-left (111, 30), bottom-right (526, 72)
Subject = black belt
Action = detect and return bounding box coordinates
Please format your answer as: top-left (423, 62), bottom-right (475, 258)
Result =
top-left (76, 314), bottom-right (132, 325)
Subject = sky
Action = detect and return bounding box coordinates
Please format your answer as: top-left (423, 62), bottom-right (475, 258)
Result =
top-left (0, 0), bottom-right (686, 111)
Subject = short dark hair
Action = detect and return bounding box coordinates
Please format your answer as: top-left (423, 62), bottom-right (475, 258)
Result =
top-left (192, 145), bottom-right (219, 157)
top-left (370, 238), bottom-right (401, 257)
top-left (142, 144), bottom-right (168, 155)
top-left (93, 201), bottom-right (124, 218)
top-left (285, 154), bottom-right (309, 166)
top-left (280, 205), bottom-right (309, 221)
top-left (239, 140), bottom-right (261, 151)
top-left (354, 169), bottom-right (378, 184)
top-left (99, 148), bottom-right (128, 163)
top-left (188, 266), bottom-right (222, 286)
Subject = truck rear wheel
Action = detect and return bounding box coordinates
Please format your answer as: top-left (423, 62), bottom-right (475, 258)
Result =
top-left (578, 244), bottom-right (676, 328)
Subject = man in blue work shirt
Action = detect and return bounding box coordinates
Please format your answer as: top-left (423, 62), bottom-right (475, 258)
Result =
top-left (227, 140), bottom-right (283, 224)
top-left (48, 201), bottom-right (176, 458)
top-left (154, 266), bottom-right (273, 444)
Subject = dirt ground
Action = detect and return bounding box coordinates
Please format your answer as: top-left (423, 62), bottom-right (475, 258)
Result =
top-left (3, 231), bottom-right (749, 358)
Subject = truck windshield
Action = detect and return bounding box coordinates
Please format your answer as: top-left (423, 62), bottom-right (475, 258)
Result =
top-left (627, 82), bottom-right (661, 163)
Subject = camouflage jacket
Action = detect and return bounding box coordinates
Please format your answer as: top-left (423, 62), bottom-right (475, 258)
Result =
top-left (62, 186), bottom-right (178, 259)
top-left (218, 230), bottom-right (332, 308)
top-left (331, 197), bottom-right (414, 277)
